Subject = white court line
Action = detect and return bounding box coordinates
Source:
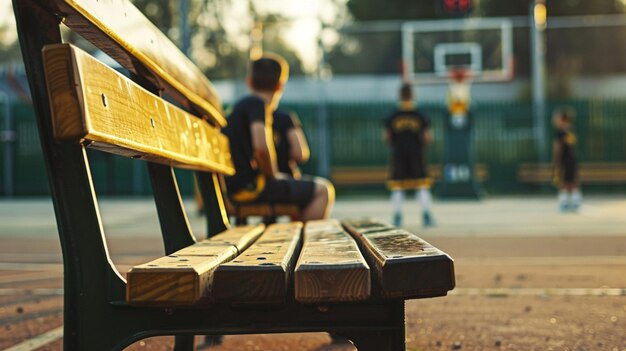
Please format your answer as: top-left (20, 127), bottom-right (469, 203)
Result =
top-left (0, 288), bottom-right (64, 296)
top-left (457, 256), bottom-right (626, 265)
top-left (0, 271), bottom-right (62, 284)
top-left (0, 262), bottom-right (62, 271)
top-left (1, 326), bottom-right (63, 351)
top-left (451, 287), bottom-right (626, 297)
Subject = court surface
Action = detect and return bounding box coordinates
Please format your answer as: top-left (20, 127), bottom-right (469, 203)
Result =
top-left (0, 196), bottom-right (625, 350)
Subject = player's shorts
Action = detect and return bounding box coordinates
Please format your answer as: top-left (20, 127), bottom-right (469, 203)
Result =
top-left (559, 159), bottom-right (578, 184)
top-left (387, 151), bottom-right (432, 190)
top-left (231, 176), bottom-right (316, 209)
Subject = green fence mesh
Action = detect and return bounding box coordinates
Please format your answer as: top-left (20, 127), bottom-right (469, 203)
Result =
top-left (1, 99), bottom-right (625, 197)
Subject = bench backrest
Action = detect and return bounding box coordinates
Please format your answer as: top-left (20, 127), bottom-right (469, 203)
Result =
top-left (13, 0), bottom-right (232, 308)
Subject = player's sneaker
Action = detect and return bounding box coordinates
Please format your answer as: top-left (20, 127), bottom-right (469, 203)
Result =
top-left (423, 211), bottom-right (435, 227)
top-left (559, 203), bottom-right (570, 213)
top-left (393, 213), bottom-right (402, 227)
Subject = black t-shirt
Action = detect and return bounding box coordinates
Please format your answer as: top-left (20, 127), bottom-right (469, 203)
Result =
top-left (222, 95), bottom-right (268, 192)
top-left (273, 110), bottom-right (298, 176)
top-left (384, 108), bottom-right (430, 153)
top-left (555, 130), bottom-right (577, 164)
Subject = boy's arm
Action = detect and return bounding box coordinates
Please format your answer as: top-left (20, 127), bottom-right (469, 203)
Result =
top-left (251, 121), bottom-right (278, 179)
top-left (287, 128), bottom-right (310, 163)
top-left (286, 114), bottom-right (310, 163)
top-left (383, 115), bottom-right (392, 144)
top-left (422, 114), bottom-right (432, 145)
top-left (422, 127), bottom-right (432, 145)
top-left (551, 140), bottom-right (562, 183)
top-left (383, 129), bottom-right (391, 144)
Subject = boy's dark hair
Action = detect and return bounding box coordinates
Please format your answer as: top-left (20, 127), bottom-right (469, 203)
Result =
top-left (557, 107), bottom-right (575, 122)
top-left (400, 83), bottom-right (413, 101)
top-left (250, 55), bottom-right (287, 92)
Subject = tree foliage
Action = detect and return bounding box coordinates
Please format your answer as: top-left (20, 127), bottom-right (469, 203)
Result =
top-left (130, 0), bottom-right (305, 80)
top-left (346, 0), bottom-right (438, 21)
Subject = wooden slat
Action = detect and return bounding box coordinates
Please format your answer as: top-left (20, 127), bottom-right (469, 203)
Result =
top-left (47, 0), bottom-right (225, 126)
top-left (126, 225), bottom-right (264, 305)
top-left (343, 219), bottom-right (455, 299)
top-left (213, 222), bottom-right (302, 303)
top-left (42, 44), bottom-right (234, 175)
top-left (209, 224), bottom-right (267, 253)
top-left (294, 219), bottom-right (370, 303)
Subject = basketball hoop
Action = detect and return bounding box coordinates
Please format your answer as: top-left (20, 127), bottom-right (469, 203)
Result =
top-left (447, 67), bottom-right (473, 83)
top-left (447, 67), bottom-right (472, 128)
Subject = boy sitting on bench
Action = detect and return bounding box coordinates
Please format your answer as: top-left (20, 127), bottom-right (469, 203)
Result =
top-left (222, 54), bottom-right (334, 221)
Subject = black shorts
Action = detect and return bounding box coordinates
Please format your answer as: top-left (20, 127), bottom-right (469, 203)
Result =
top-left (239, 177), bottom-right (316, 208)
top-left (387, 151), bottom-right (431, 190)
top-left (560, 159), bottom-right (578, 183)
top-left (391, 151), bottom-right (427, 179)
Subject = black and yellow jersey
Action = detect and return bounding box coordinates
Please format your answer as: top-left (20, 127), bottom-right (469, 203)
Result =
top-left (384, 107), bottom-right (430, 153)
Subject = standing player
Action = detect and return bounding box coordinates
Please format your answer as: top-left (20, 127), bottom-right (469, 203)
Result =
top-left (384, 83), bottom-right (434, 227)
top-left (552, 107), bottom-right (582, 212)
top-left (222, 54), bottom-right (334, 221)
top-left (273, 109), bottom-right (310, 179)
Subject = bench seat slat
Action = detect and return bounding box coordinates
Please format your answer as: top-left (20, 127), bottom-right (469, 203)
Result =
top-left (126, 225), bottom-right (264, 305)
top-left (295, 219), bottom-right (371, 303)
top-left (208, 224), bottom-right (267, 253)
top-left (49, 0), bottom-right (226, 126)
top-left (42, 44), bottom-right (234, 175)
top-left (213, 222), bottom-right (302, 303)
top-left (343, 220), bottom-right (455, 299)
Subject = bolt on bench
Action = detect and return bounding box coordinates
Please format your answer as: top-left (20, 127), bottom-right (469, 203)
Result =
top-left (13, 0), bottom-right (455, 350)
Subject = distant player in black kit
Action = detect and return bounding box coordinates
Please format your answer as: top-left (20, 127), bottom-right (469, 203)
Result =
top-left (384, 83), bottom-right (434, 227)
top-left (552, 107), bottom-right (581, 212)
top-left (222, 54), bottom-right (334, 221)
top-left (273, 109), bottom-right (310, 179)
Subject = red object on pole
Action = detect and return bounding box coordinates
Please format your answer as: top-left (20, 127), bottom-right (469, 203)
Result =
top-left (441, 0), bottom-right (471, 14)
top-left (458, 0), bottom-right (470, 11)
top-left (443, 0), bottom-right (456, 12)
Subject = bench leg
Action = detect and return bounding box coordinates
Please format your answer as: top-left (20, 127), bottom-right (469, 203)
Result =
top-left (336, 301), bottom-right (406, 351)
top-left (174, 335), bottom-right (195, 351)
top-left (263, 215), bottom-right (277, 224)
top-left (339, 329), bottom-right (406, 351)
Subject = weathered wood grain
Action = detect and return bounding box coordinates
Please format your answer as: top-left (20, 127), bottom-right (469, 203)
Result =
top-left (42, 44), bottom-right (234, 175)
top-left (208, 224), bottom-right (266, 253)
top-left (294, 219), bottom-right (370, 303)
top-left (343, 219), bottom-right (455, 299)
top-left (47, 0), bottom-right (225, 126)
top-left (213, 222), bottom-right (303, 303)
top-left (126, 225), bottom-right (264, 305)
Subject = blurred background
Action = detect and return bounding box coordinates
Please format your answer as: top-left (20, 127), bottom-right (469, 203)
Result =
top-left (2, 0), bottom-right (626, 198)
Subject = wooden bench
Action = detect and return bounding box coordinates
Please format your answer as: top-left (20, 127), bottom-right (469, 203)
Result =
top-left (13, 0), bottom-right (455, 350)
top-left (518, 163), bottom-right (626, 184)
top-left (331, 164), bottom-right (489, 186)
